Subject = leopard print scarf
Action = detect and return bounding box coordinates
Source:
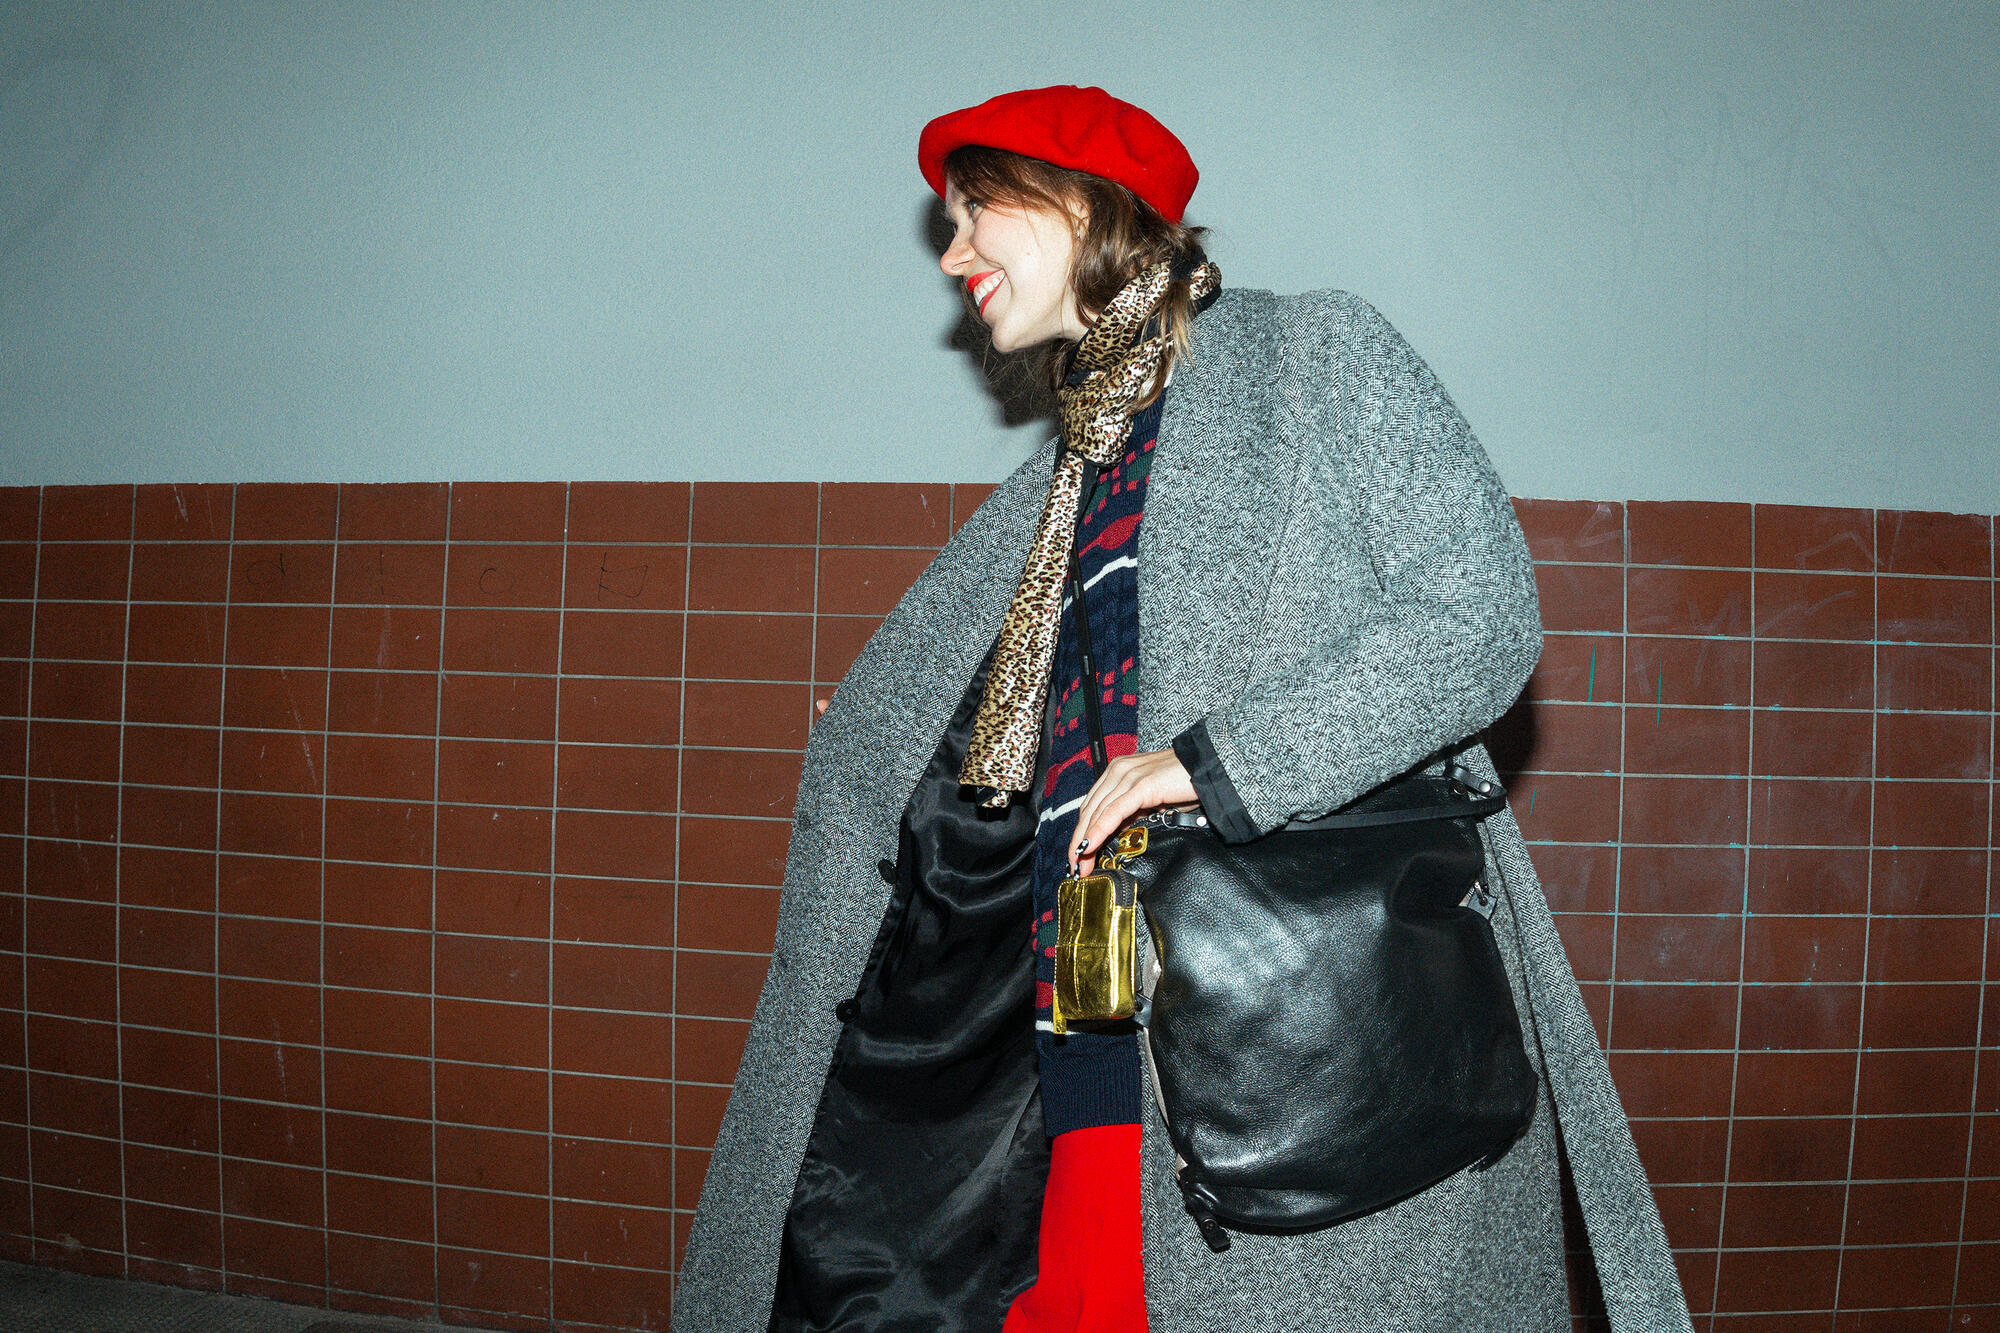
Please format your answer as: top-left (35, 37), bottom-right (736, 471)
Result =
top-left (958, 258), bottom-right (1222, 807)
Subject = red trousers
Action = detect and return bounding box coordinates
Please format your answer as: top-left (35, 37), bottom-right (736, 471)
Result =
top-left (1003, 1123), bottom-right (1149, 1332)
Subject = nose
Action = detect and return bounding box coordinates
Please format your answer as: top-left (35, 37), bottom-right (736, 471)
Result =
top-left (940, 231), bottom-right (974, 277)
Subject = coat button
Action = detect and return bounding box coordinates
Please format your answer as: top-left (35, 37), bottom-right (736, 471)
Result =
top-left (877, 859), bottom-right (896, 884)
top-left (835, 999), bottom-right (858, 1023)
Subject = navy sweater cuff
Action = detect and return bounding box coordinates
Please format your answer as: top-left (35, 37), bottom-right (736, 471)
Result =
top-left (1172, 720), bottom-right (1260, 844)
top-left (1038, 1033), bottom-right (1144, 1137)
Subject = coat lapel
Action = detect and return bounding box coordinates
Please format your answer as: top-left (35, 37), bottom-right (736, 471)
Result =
top-left (1138, 288), bottom-right (1288, 750)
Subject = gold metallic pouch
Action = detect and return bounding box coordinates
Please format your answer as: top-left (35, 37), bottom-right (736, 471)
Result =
top-left (1051, 827), bottom-right (1147, 1034)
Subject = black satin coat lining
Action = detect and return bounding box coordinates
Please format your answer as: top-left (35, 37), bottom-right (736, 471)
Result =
top-left (768, 647), bottom-right (1050, 1333)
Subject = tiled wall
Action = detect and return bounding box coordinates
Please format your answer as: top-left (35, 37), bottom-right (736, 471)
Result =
top-left (0, 483), bottom-right (1992, 1332)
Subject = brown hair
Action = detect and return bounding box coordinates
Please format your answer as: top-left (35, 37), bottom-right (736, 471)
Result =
top-left (943, 144), bottom-right (1210, 403)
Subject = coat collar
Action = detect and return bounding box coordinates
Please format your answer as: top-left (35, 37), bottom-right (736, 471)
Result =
top-left (1138, 287), bottom-right (1287, 749)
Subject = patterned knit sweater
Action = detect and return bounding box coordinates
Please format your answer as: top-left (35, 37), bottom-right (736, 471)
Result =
top-left (1029, 396), bottom-right (1162, 1138)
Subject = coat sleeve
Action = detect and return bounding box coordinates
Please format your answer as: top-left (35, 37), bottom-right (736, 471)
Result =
top-left (1186, 292), bottom-right (1543, 839)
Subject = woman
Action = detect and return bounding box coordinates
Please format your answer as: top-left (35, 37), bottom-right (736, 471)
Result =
top-left (674, 86), bottom-right (1691, 1333)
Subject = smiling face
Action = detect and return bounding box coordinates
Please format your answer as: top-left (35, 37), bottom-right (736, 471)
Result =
top-left (939, 179), bottom-right (1088, 353)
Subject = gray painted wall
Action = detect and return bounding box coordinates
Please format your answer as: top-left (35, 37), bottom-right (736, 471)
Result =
top-left (2, 1), bottom-right (1995, 510)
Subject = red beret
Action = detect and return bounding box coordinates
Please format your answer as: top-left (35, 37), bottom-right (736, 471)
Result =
top-left (918, 85), bottom-right (1199, 224)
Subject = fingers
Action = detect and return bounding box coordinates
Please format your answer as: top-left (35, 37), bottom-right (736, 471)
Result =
top-left (815, 698), bottom-right (829, 717)
top-left (1068, 749), bottom-right (1199, 872)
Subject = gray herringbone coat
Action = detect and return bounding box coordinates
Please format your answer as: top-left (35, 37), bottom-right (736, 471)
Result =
top-left (674, 290), bottom-right (1692, 1332)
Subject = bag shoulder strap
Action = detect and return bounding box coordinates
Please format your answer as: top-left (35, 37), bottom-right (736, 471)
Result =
top-left (1273, 301), bottom-right (1693, 1333)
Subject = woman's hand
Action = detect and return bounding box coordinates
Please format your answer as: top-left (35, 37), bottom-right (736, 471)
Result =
top-left (1070, 749), bottom-right (1197, 872)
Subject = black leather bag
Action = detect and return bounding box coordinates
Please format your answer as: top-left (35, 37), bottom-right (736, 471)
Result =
top-left (1058, 500), bottom-right (1538, 1253)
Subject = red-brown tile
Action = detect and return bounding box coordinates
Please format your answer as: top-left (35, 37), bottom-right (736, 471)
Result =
top-left (438, 1244), bottom-right (550, 1319)
top-left (446, 544), bottom-right (564, 610)
top-left (552, 1135), bottom-right (668, 1208)
top-left (1626, 1116), bottom-right (1728, 1184)
top-left (1513, 499), bottom-right (1623, 563)
top-left (559, 608), bottom-right (681, 678)
top-left (1623, 705), bottom-right (1749, 776)
top-left (437, 738), bottom-right (553, 808)
top-left (437, 1183), bottom-right (549, 1258)
top-left (1866, 915), bottom-right (1983, 983)
top-left (679, 815), bottom-right (791, 887)
top-left (1726, 1114), bottom-right (1853, 1182)
top-left (1619, 775), bottom-right (1747, 845)
top-left (33, 1127), bottom-right (124, 1196)
top-left (1518, 702), bottom-right (1619, 773)
top-left (552, 941), bottom-right (669, 1013)
top-left (552, 877), bottom-right (674, 949)
top-left (29, 1071), bottom-right (119, 1139)
top-left (219, 1037), bottom-right (321, 1106)
top-left (434, 869), bottom-right (548, 939)
top-left (26, 954), bottom-right (116, 1022)
top-left (1836, 1242), bottom-right (1957, 1311)
top-left (1747, 846), bottom-right (1867, 915)
top-left (435, 803), bottom-right (551, 874)
top-left (441, 607), bottom-right (559, 675)
top-left (26, 776), bottom-right (121, 843)
top-left (1535, 563), bottom-right (1624, 634)
top-left (39, 486), bottom-right (132, 542)
top-left (230, 544), bottom-right (333, 605)
top-left (220, 667), bottom-right (326, 733)
top-left (550, 1072), bottom-right (671, 1142)
top-left (27, 660), bottom-right (124, 724)
top-left (1755, 571), bottom-right (1873, 641)
top-left (436, 1060), bottom-right (547, 1134)
top-left (1615, 844), bottom-right (1743, 915)
top-left (1734, 1050), bottom-right (1858, 1117)
top-left (437, 1123), bottom-right (549, 1197)
top-left (232, 485), bottom-right (335, 542)
top-left (685, 612), bottom-right (811, 682)
top-left (325, 861), bottom-right (431, 931)
top-left (1879, 509), bottom-right (1991, 577)
top-left (549, 1009), bottom-right (669, 1083)
top-left (223, 1213), bottom-right (327, 1289)
top-left (550, 808), bottom-right (671, 881)
top-left (1876, 779), bottom-right (1989, 848)
top-left (216, 915), bottom-right (319, 987)
top-left (217, 790), bottom-right (320, 859)
top-left (1883, 573), bottom-right (1992, 646)
top-left (689, 482), bottom-right (817, 545)
top-left (0, 487), bottom-right (37, 539)
top-left (120, 966), bottom-right (215, 1036)
top-left (129, 546), bottom-right (227, 604)
top-left (687, 545), bottom-right (814, 614)
top-left (677, 884), bottom-right (780, 955)
top-left (134, 484), bottom-right (231, 541)
top-left (324, 1109), bottom-right (431, 1179)
top-left (224, 604), bottom-right (330, 668)
top-left (555, 675), bottom-right (678, 747)
top-left (322, 671), bottom-right (432, 739)
top-left (817, 547), bottom-right (936, 616)
top-left (121, 1085), bottom-right (216, 1153)
top-left (324, 1051), bottom-right (431, 1121)
top-left (1528, 634), bottom-right (1620, 706)
top-left (674, 1016), bottom-right (750, 1085)
top-left (567, 482), bottom-right (689, 544)
top-left (327, 1169), bottom-right (434, 1243)
top-left (435, 933), bottom-right (548, 1005)
top-left (120, 905), bottom-right (214, 972)
top-left (1524, 842), bottom-right (1617, 913)
top-left (333, 542), bottom-right (446, 606)
top-left (440, 673), bottom-right (557, 741)
top-left (1627, 567), bottom-right (1752, 637)
top-left (323, 797), bottom-right (432, 866)
top-left (221, 1097), bottom-right (323, 1169)
top-left (677, 748), bottom-right (800, 820)
top-left (324, 986), bottom-right (430, 1058)
top-left (1877, 642), bottom-right (1990, 712)
top-left (681, 680), bottom-right (809, 751)
top-left (813, 615), bottom-right (882, 686)
top-left (552, 1259), bottom-right (673, 1330)
top-left (820, 482), bottom-right (951, 548)
top-left (1738, 983), bottom-right (1861, 1050)
top-left (217, 977), bottom-right (319, 1047)
top-left (123, 724), bottom-right (221, 788)
top-left (1748, 708), bottom-right (1871, 780)
top-left (1720, 1182), bottom-right (1845, 1247)
top-left (1742, 915), bottom-right (1863, 984)
top-left (219, 729), bottom-right (324, 795)
top-left (120, 1025), bottom-right (217, 1095)
top-left (1873, 848), bottom-right (1986, 915)
top-left (1748, 777), bottom-right (1871, 847)
top-left (675, 950), bottom-right (767, 1022)
top-left (435, 997), bottom-right (547, 1070)
top-left (37, 600), bottom-right (130, 661)
top-left (1755, 505), bottom-right (1873, 571)
top-left (1852, 1113), bottom-right (1976, 1181)
top-left (1613, 915), bottom-right (1741, 984)
top-left (1628, 501), bottom-right (1751, 568)
top-left (950, 484), bottom-right (1000, 534)
top-left (1856, 1048), bottom-right (1974, 1116)
top-left (555, 743), bottom-right (674, 813)
top-left (1626, 635), bottom-right (1750, 710)
top-left (1862, 981), bottom-right (1979, 1049)
top-left (336, 483), bottom-right (450, 543)
top-left (322, 924), bottom-right (428, 995)
top-left (322, 733), bottom-right (435, 802)
top-left (1877, 710), bottom-right (1991, 780)
top-left (328, 605), bottom-right (441, 672)
top-left (0, 544), bottom-right (32, 602)
top-left (449, 483), bottom-right (567, 543)
top-left (563, 544), bottom-right (685, 614)
top-left (328, 1233), bottom-right (436, 1306)
top-left (27, 719), bottom-right (119, 783)
top-left (124, 1143), bottom-right (219, 1212)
